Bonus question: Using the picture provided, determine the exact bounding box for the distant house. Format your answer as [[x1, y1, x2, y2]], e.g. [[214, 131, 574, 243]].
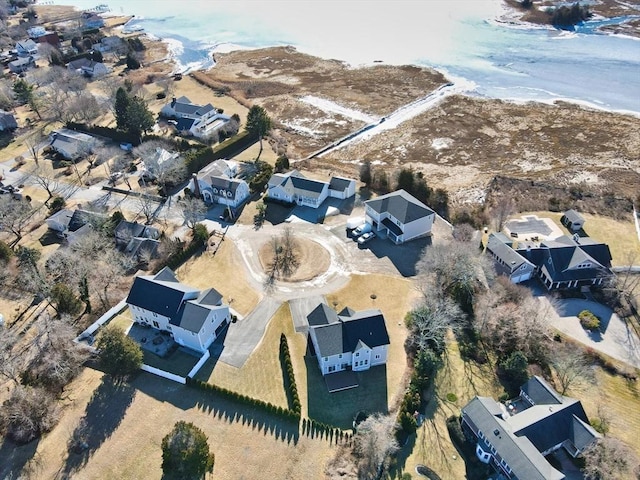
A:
[[45, 208, 106, 244], [49, 129, 97, 160], [486, 233, 535, 284], [126, 267, 231, 353], [8, 56, 35, 74], [519, 235, 613, 290], [67, 58, 109, 78], [114, 220, 160, 260], [15, 39, 38, 56], [560, 210, 585, 232], [308, 303, 390, 376], [161, 96, 231, 139], [82, 13, 105, 29], [27, 26, 47, 38], [93, 35, 124, 53], [266, 170, 356, 208], [35, 32, 61, 48], [364, 189, 435, 244], [0, 111, 18, 131], [140, 148, 182, 181], [461, 376, 600, 480]]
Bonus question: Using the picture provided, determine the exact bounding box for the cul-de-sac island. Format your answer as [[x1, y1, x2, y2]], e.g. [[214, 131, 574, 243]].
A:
[[0, 1, 639, 479]]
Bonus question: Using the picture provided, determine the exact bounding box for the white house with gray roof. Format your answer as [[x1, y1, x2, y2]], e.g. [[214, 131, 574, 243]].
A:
[[308, 303, 390, 376], [49, 129, 98, 160], [161, 96, 230, 139], [364, 189, 435, 244], [188, 159, 249, 208], [266, 170, 356, 208], [126, 267, 230, 353], [461, 376, 599, 480]]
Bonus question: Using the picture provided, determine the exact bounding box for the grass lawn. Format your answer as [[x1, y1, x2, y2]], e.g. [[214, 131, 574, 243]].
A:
[[142, 349, 200, 378], [521, 210, 640, 266], [195, 303, 291, 408], [396, 338, 504, 480], [107, 309, 133, 332], [177, 240, 261, 316]]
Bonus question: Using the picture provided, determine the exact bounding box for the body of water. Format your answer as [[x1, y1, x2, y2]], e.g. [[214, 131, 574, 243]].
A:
[[50, 0, 640, 114]]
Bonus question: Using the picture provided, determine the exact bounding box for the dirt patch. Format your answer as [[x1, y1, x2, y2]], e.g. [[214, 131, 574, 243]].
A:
[[258, 236, 331, 282]]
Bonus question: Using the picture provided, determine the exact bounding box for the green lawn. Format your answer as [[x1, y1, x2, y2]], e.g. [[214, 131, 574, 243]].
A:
[[107, 310, 133, 332]]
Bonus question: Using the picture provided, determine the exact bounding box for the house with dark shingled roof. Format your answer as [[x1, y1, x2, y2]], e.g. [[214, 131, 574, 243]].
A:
[[364, 189, 436, 244], [307, 303, 390, 376], [266, 170, 356, 208], [461, 376, 600, 480], [126, 267, 230, 353]]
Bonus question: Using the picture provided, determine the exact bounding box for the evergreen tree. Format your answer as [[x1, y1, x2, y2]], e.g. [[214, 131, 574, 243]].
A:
[[114, 87, 130, 130], [359, 161, 372, 187], [245, 105, 272, 160], [125, 96, 154, 142], [95, 326, 143, 377], [13, 78, 33, 105], [396, 168, 415, 194], [162, 421, 215, 479]]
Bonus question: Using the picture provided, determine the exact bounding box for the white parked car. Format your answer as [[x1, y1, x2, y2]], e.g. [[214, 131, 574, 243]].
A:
[[346, 216, 365, 231], [357, 231, 376, 245], [352, 222, 372, 238]]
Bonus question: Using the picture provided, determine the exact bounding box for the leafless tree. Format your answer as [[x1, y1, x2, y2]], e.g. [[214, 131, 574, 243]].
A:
[[29, 164, 66, 206], [405, 295, 463, 355], [65, 92, 103, 124], [0, 325, 23, 385], [0, 196, 34, 247], [279, 226, 299, 276], [0, 77, 14, 110], [134, 141, 187, 195], [452, 223, 476, 243], [352, 413, 399, 479], [137, 195, 160, 225], [0, 385, 60, 444], [490, 197, 515, 232], [24, 130, 45, 166], [551, 346, 594, 395], [582, 437, 640, 480], [180, 196, 207, 231]]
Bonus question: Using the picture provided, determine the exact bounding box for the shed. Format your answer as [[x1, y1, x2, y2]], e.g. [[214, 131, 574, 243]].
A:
[[561, 210, 585, 232]]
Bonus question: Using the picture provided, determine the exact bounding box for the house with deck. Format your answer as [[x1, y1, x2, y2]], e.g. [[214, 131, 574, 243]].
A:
[[308, 303, 390, 376], [126, 267, 230, 353], [15, 39, 38, 56], [45, 208, 106, 244], [8, 56, 35, 73], [161, 96, 230, 139], [461, 376, 599, 480], [266, 170, 356, 208], [364, 189, 435, 244], [188, 159, 249, 209]]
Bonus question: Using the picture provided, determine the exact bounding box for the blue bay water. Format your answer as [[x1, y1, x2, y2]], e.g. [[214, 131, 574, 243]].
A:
[[51, 0, 640, 113]]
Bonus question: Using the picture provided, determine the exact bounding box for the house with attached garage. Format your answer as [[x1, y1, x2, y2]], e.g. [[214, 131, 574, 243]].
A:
[[161, 96, 230, 140], [461, 376, 599, 480], [307, 303, 390, 376], [67, 58, 109, 78], [126, 267, 230, 353], [266, 170, 356, 208], [0, 111, 18, 131], [364, 189, 435, 244], [486, 233, 535, 284], [49, 129, 98, 160], [187, 159, 249, 209], [8, 56, 35, 74]]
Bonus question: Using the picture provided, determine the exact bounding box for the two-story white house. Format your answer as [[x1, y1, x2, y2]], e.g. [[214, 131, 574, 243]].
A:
[[307, 303, 390, 376], [126, 267, 231, 353], [15, 39, 38, 56], [161, 96, 231, 140], [188, 159, 249, 209], [267, 170, 356, 208], [364, 189, 435, 244]]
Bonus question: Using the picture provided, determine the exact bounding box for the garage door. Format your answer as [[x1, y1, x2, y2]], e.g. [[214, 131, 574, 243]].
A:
[[512, 272, 532, 284]]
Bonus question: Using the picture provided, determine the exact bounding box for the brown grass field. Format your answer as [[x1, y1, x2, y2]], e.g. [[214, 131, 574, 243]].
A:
[[177, 240, 261, 316], [257, 236, 331, 282]]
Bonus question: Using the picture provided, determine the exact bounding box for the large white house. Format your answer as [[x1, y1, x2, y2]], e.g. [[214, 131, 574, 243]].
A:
[[308, 303, 390, 376], [126, 267, 230, 353], [188, 160, 249, 209], [266, 170, 356, 208], [161, 96, 231, 139], [364, 189, 435, 244]]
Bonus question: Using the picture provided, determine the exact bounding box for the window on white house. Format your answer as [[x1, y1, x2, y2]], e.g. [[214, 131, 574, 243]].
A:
[[365, 359, 368, 365], [324, 357, 328, 362], [355, 352, 359, 357], [153, 312, 157, 317], [153, 321, 159, 328], [375, 354, 380, 359], [338, 354, 342, 359]]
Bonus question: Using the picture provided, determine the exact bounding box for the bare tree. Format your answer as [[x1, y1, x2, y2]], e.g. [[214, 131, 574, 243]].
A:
[[134, 141, 187, 195], [280, 226, 299, 276], [0, 77, 14, 110], [405, 295, 463, 355], [137, 195, 160, 225], [452, 223, 476, 243], [490, 197, 515, 232], [352, 413, 399, 479], [0, 197, 34, 247], [551, 346, 594, 395], [582, 437, 640, 480], [0, 385, 60, 444], [0, 325, 23, 385], [180, 196, 207, 231], [29, 164, 70, 206]]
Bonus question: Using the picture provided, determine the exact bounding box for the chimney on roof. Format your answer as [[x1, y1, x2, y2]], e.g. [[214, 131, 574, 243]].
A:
[[573, 233, 580, 244], [171, 97, 176, 108]]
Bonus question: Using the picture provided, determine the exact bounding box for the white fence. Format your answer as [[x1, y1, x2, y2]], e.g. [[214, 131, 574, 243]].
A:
[[74, 298, 128, 343], [140, 364, 186, 384], [187, 350, 211, 379]]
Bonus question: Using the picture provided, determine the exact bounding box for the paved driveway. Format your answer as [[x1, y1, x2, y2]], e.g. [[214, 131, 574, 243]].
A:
[[289, 295, 326, 334], [216, 297, 282, 368], [540, 297, 640, 368]]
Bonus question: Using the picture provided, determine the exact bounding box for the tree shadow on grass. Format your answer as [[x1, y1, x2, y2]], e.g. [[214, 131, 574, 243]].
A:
[[0, 437, 40, 480], [133, 373, 300, 445], [61, 376, 136, 477]]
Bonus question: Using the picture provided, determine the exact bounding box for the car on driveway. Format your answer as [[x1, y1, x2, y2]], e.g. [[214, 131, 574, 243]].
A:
[[357, 231, 376, 245], [352, 222, 372, 238]]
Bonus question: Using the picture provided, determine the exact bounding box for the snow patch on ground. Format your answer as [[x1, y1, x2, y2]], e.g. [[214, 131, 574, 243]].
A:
[[431, 138, 453, 150], [300, 95, 378, 123], [568, 171, 601, 185], [281, 121, 321, 137]]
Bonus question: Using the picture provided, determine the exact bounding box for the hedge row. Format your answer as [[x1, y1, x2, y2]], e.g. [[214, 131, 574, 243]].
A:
[[301, 418, 351, 443], [65, 122, 139, 145], [185, 131, 255, 174], [279, 334, 301, 415], [186, 377, 300, 423]]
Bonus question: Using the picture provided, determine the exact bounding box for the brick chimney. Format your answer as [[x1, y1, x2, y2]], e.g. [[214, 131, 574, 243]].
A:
[[191, 173, 201, 199]]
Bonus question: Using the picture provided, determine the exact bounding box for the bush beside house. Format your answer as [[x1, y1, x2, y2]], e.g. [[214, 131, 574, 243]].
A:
[[578, 310, 600, 331]]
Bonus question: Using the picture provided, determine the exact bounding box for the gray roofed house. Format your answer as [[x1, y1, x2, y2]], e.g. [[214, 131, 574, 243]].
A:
[[461, 376, 600, 480], [486, 233, 535, 284], [266, 170, 356, 209], [45, 208, 106, 243], [67, 58, 109, 77], [16, 39, 38, 56], [364, 189, 436, 244], [561, 210, 585, 232], [160, 96, 231, 139], [126, 267, 230, 353], [308, 304, 390, 378], [0, 111, 18, 131], [8, 55, 35, 73], [115, 219, 161, 261], [49, 129, 97, 160]]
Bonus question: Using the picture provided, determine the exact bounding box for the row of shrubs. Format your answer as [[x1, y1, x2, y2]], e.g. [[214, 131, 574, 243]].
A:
[[185, 377, 301, 423], [65, 122, 139, 146], [184, 131, 255, 174], [153, 226, 210, 273], [301, 418, 351, 443], [279, 334, 302, 415]]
